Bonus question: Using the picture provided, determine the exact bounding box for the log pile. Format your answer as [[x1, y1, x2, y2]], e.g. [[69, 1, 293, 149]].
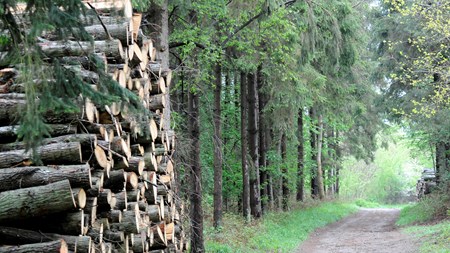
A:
[[0, 1, 185, 252]]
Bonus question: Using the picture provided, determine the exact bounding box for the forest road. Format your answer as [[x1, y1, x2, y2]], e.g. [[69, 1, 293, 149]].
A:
[[296, 208, 418, 253]]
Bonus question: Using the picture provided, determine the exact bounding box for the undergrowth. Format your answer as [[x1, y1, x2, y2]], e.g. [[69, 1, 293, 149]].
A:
[[204, 201, 358, 252], [397, 193, 449, 226]]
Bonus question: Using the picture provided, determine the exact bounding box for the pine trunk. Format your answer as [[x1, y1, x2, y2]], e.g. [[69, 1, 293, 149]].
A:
[[309, 107, 319, 198], [297, 109, 305, 201], [213, 62, 223, 228], [240, 72, 250, 221], [188, 90, 204, 252], [316, 114, 325, 199], [258, 69, 268, 214], [247, 72, 261, 218], [281, 133, 289, 210]]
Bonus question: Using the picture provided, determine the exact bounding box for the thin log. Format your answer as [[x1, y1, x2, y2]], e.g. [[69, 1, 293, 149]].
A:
[[73, 188, 87, 209]]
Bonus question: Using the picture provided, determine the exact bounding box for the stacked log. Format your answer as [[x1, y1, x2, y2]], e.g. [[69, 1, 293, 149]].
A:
[[0, 1, 185, 252]]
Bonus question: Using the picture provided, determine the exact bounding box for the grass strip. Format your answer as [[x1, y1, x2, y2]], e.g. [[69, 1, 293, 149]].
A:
[[205, 201, 358, 252]]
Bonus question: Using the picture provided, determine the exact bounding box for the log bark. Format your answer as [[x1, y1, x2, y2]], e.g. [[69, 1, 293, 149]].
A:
[[147, 94, 166, 111], [103, 169, 126, 192], [38, 40, 124, 61], [82, 0, 133, 18], [0, 133, 96, 154], [0, 164, 91, 191], [0, 239, 68, 253], [110, 209, 139, 234], [0, 124, 77, 144], [0, 179, 75, 222], [0, 142, 82, 168], [0, 226, 91, 252]]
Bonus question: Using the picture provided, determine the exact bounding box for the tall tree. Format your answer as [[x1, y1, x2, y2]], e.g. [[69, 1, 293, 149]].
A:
[[188, 90, 204, 252], [213, 62, 223, 228], [240, 71, 251, 221], [247, 72, 262, 218], [297, 109, 305, 201], [316, 114, 326, 199]]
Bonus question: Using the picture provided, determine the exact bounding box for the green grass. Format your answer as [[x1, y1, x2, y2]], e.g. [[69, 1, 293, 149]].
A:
[[354, 199, 381, 208], [205, 201, 358, 252], [396, 193, 450, 253], [404, 221, 450, 253]]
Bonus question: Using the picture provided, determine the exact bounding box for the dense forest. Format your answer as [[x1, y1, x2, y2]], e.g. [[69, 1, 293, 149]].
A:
[[0, 0, 449, 252]]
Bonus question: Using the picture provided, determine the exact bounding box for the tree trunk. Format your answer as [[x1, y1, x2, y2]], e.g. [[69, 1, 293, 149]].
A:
[[309, 108, 318, 198], [281, 133, 289, 210], [247, 71, 261, 218], [188, 90, 204, 252], [258, 68, 268, 214], [297, 109, 305, 201], [0, 179, 75, 222], [145, 0, 169, 71], [213, 62, 223, 229], [316, 114, 325, 200], [240, 72, 250, 221], [335, 131, 342, 195]]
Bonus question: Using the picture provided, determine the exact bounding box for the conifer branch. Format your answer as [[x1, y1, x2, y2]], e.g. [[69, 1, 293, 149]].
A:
[[220, 0, 297, 48]]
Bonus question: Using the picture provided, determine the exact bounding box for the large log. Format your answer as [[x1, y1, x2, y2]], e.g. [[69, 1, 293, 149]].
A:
[[147, 94, 166, 111], [38, 40, 124, 61], [110, 209, 139, 234], [0, 124, 77, 144], [0, 133, 96, 153], [0, 226, 91, 253], [0, 239, 68, 253], [0, 164, 92, 191], [0, 98, 24, 126], [0, 142, 82, 168], [0, 179, 75, 222], [82, 0, 133, 18]]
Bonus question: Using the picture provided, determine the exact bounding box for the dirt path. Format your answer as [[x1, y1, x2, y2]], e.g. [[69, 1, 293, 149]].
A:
[[297, 208, 418, 253]]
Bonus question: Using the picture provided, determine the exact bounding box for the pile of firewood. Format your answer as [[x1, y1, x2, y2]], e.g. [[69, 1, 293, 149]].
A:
[[0, 1, 185, 252]]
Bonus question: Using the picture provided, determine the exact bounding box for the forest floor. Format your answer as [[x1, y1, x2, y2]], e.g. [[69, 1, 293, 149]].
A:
[[296, 208, 419, 253]]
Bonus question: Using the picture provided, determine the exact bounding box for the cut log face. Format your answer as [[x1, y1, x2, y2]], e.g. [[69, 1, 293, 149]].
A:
[[0, 179, 75, 222]]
